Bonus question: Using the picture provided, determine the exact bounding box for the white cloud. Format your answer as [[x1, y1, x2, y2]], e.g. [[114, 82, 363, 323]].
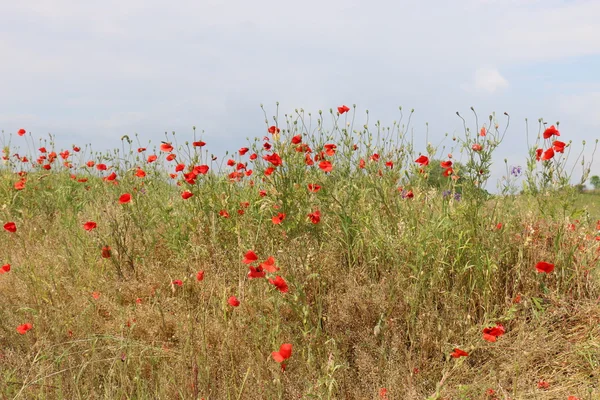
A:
[[473, 68, 509, 93]]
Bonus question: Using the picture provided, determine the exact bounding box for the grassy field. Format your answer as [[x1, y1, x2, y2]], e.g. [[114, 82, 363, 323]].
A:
[[1, 109, 599, 399]]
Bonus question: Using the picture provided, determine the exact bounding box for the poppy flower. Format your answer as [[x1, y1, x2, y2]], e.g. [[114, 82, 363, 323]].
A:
[[83, 221, 97, 231], [308, 210, 321, 224], [440, 160, 452, 168], [160, 142, 174, 152], [265, 167, 275, 176], [219, 210, 230, 218], [263, 153, 283, 167], [166, 153, 176, 161], [17, 128, 26, 136], [181, 191, 194, 200], [319, 161, 333, 172], [172, 280, 183, 287], [414, 155, 429, 166], [248, 265, 266, 279], [272, 213, 286, 225], [308, 183, 321, 193], [137, 147, 146, 153], [260, 256, 279, 272], [147, 155, 157, 163], [239, 147, 249, 155], [385, 161, 394, 169], [269, 275, 289, 293], [291, 135, 302, 144], [96, 163, 107, 171], [103, 172, 117, 182], [0, 263, 10, 274], [135, 168, 146, 178], [482, 324, 505, 342], [537, 380, 549, 389], [370, 153, 380, 162], [101, 246, 111, 258], [16, 323, 32, 334], [196, 270, 204, 281], [3, 222, 17, 233], [196, 165, 209, 175], [535, 148, 543, 161], [192, 141, 206, 147], [119, 193, 131, 204], [552, 140, 566, 153], [324, 144, 337, 156], [543, 125, 560, 139], [472, 143, 483, 152], [272, 343, 292, 363], [228, 295, 240, 307], [359, 159, 365, 169], [443, 167, 453, 177], [268, 126, 280, 134], [450, 348, 469, 358], [243, 250, 259, 264], [337, 105, 350, 114], [535, 261, 555, 274], [92, 291, 101, 300], [227, 159, 235, 167], [480, 126, 486, 137], [541, 148, 554, 161]]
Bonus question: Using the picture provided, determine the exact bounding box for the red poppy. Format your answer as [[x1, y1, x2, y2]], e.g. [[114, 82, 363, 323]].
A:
[[537, 380, 549, 389], [414, 155, 429, 166], [269, 275, 289, 293], [147, 155, 157, 163], [263, 153, 283, 167], [324, 144, 337, 156], [160, 142, 174, 152], [243, 250, 259, 264], [319, 161, 333, 172], [247, 265, 266, 279], [359, 158, 365, 169], [308, 210, 321, 224], [166, 154, 176, 161], [543, 125, 560, 139], [101, 246, 111, 258], [137, 147, 146, 152], [228, 295, 240, 307], [181, 191, 194, 199], [239, 147, 249, 155], [482, 324, 505, 342], [370, 153, 380, 162], [450, 348, 469, 358], [472, 143, 483, 152], [219, 210, 230, 218], [96, 163, 107, 171], [272, 343, 292, 363], [535, 148, 543, 161], [103, 172, 117, 182], [119, 193, 131, 204], [17, 128, 26, 136], [552, 140, 566, 153], [16, 323, 33, 334], [73, 146, 80, 152], [272, 213, 286, 225], [440, 160, 452, 168], [385, 161, 393, 169], [480, 126, 486, 137], [265, 167, 275, 176], [171, 279, 183, 287], [92, 291, 101, 300], [227, 159, 235, 167], [291, 135, 302, 144], [3, 222, 16, 233], [135, 168, 146, 178], [195, 165, 209, 175], [443, 167, 453, 177], [0, 263, 10, 274], [541, 148, 554, 161], [268, 126, 280, 134], [308, 183, 321, 193], [249, 153, 258, 160], [260, 256, 279, 272], [337, 105, 350, 114], [535, 261, 554, 274], [83, 221, 97, 231], [192, 141, 206, 147], [196, 270, 204, 281]]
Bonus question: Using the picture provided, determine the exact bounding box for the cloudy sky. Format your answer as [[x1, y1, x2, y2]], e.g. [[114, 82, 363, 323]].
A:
[[1, 0, 599, 187]]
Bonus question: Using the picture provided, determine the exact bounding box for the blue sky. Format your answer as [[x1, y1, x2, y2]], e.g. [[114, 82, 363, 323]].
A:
[[1, 0, 599, 187]]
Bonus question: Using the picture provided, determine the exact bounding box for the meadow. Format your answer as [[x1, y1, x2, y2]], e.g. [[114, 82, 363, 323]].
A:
[[1, 105, 599, 399]]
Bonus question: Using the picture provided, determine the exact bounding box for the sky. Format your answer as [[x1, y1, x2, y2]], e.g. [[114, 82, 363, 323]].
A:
[[1, 0, 599, 188]]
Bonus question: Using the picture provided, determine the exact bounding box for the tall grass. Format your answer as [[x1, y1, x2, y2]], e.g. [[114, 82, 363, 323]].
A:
[[1, 106, 599, 399]]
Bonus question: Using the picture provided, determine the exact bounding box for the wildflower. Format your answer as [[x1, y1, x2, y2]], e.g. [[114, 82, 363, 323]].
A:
[[147, 155, 157, 163], [324, 144, 337, 156], [96, 163, 107, 171], [181, 191, 194, 200], [119, 193, 131, 204], [535, 148, 543, 161], [219, 210, 230, 218], [248, 265, 266, 279], [16, 323, 33, 334], [535, 261, 554, 274], [537, 380, 549, 389], [291, 135, 302, 144], [482, 324, 505, 342], [450, 348, 469, 358], [272, 343, 292, 363], [414, 155, 429, 166], [308, 183, 321, 192], [0, 264, 10, 274], [541, 148, 554, 161], [228, 295, 240, 307], [268, 126, 280, 134], [440, 160, 452, 168], [319, 161, 333, 172], [308, 210, 321, 224], [543, 125, 560, 139], [269, 275, 289, 293], [480, 126, 486, 137], [260, 256, 279, 272], [239, 147, 249, 155], [83, 221, 97, 231], [272, 213, 286, 225], [337, 105, 350, 114], [3, 222, 17, 233], [172, 280, 183, 287], [192, 141, 206, 147], [101, 246, 111, 258], [196, 270, 204, 281], [472, 143, 483, 152], [92, 292, 101, 300], [243, 250, 259, 264], [552, 140, 566, 153], [135, 168, 146, 178], [17, 128, 26, 136]]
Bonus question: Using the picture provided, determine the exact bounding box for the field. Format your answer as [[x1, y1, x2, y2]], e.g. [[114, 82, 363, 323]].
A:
[[1, 108, 599, 399]]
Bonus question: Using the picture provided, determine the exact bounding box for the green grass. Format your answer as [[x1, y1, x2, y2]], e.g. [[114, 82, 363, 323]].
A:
[[1, 109, 599, 399]]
